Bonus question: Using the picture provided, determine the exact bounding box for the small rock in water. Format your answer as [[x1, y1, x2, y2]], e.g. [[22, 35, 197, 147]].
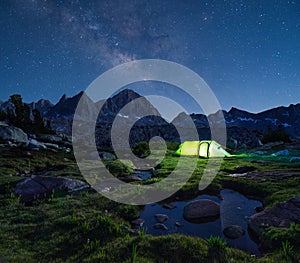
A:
[[154, 223, 168, 230], [163, 203, 177, 210], [155, 214, 168, 223], [223, 225, 245, 239], [175, 222, 183, 227]]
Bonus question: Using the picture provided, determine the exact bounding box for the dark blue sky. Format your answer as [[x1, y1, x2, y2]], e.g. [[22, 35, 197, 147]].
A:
[[1, 0, 299, 113]]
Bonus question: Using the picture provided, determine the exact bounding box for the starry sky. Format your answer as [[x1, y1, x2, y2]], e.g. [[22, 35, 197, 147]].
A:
[[1, 0, 300, 113]]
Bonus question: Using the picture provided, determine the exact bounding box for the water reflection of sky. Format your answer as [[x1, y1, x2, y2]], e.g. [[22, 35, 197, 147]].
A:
[[140, 189, 262, 255]]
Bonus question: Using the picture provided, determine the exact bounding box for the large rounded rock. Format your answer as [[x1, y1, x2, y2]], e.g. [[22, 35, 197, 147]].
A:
[[40, 134, 63, 143], [223, 225, 245, 239], [89, 151, 116, 161], [28, 139, 46, 149], [183, 199, 220, 223], [249, 196, 300, 236], [14, 175, 88, 203], [0, 122, 28, 145]]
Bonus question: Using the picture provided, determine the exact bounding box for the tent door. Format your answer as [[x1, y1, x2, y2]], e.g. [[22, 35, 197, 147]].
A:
[[199, 142, 210, 158]]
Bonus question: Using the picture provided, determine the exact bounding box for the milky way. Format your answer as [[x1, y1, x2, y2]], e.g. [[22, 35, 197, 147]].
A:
[[0, 0, 299, 113]]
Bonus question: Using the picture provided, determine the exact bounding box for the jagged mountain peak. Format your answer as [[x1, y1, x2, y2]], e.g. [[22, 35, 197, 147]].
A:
[[58, 94, 68, 103], [228, 107, 253, 116], [29, 99, 54, 115], [46, 91, 90, 118], [112, 89, 141, 99]]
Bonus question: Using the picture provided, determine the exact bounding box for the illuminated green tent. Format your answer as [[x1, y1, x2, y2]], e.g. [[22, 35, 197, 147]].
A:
[[174, 140, 231, 158]]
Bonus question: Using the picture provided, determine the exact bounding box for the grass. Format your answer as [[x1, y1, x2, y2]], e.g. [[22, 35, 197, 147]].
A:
[[207, 236, 227, 263], [1, 145, 300, 261]]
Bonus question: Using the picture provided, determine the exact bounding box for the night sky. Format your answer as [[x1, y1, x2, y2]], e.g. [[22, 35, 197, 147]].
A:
[[1, 0, 299, 113]]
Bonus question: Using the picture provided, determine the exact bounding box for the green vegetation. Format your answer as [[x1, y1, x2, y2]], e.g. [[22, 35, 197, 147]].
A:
[[207, 236, 227, 263], [1, 144, 300, 261], [133, 141, 150, 157], [281, 240, 294, 260]]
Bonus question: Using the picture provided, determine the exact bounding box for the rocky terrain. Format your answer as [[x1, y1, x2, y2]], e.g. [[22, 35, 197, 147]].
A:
[[1, 89, 299, 149]]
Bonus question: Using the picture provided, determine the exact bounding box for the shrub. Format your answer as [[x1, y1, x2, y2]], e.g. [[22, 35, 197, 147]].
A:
[[166, 141, 180, 151], [133, 141, 150, 157], [105, 160, 133, 177]]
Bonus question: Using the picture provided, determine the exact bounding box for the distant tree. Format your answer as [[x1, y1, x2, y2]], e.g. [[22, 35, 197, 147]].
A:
[[46, 120, 51, 130], [23, 103, 32, 129], [33, 108, 44, 132], [262, 124, 291, 144], [7, 94, 55, 135], [9, 94, 23, 125], [7, 108, 15, 123], [8, 94, 32, 131], [0, 111, 6, 121], [45, 120, 56, 134]]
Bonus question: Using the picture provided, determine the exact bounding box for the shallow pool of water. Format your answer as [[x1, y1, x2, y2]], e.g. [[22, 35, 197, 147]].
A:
[[139, 189, 262, 255]]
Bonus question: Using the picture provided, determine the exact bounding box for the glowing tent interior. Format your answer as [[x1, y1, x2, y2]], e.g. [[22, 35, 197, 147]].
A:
[[174, 140, 231, 158]]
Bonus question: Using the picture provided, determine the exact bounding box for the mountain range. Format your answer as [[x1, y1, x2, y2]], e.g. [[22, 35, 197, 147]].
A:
[[1, 89, 299, 148]]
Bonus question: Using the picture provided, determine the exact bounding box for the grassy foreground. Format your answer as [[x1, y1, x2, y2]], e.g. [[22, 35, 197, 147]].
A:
[[0, 145, 300, 262]]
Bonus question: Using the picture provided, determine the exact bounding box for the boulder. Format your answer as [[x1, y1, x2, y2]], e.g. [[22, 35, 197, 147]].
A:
[[154, 214, 168, 223], [248, 196, 300, 236], [183, 199, 220, 223], [99, 151, 116, 161], [290, 157, 300, 163], [40, 134, 63, 143], [255, 151, 267, 155], [261, 141, 284, 150], [154, 223, 168, 230], [14, 175, 88, 203], [89, 151, 116, 161], [223, 225, 245, 239], [272, 149, 289, 156], [0, 122, 28, 145], [44, 143, 60, 149], [28, 139, 46, 149]]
